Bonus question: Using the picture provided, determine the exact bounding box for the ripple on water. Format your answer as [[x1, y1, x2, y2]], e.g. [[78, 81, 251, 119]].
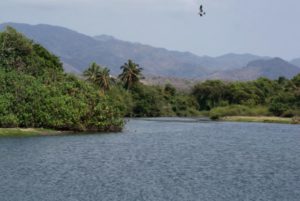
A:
[[0, 118, 299, 201]]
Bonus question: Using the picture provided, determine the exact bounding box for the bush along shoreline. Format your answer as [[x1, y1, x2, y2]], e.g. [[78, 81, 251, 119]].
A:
[[192, 77, 300, 123]]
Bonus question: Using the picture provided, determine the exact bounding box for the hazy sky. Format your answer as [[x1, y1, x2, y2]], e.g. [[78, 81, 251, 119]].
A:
[[1, 0, 299, 59]]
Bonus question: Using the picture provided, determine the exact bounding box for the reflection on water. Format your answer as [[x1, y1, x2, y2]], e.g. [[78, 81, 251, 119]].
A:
[[0, 118, 300, 201]]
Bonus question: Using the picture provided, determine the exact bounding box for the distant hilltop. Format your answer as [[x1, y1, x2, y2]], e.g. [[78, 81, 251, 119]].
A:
[[1, 22, 299, 80], [207, 58, 300, 81]]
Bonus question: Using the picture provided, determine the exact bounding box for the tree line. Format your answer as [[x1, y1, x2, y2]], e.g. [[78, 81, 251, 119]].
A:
[[83, 57, 300, 120], [192, 76, 300, 119], [0, 27, 299, 132], [83, 59, 200, 118]]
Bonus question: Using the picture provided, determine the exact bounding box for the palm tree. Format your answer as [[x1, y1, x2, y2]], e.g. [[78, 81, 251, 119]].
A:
[[118, 59, 143, 89], [97, 67, 111, 91], [84, 62, 111, 92], [83, 62, 101, 84]]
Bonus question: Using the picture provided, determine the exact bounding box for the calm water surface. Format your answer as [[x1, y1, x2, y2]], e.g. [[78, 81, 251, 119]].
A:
[[0, 118, 300, 201]]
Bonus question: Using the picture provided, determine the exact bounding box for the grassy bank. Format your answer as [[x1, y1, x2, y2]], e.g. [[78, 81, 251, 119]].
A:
[[0, 128, 63, 137], [221, 116, 299, 124], [207, 105, 300, 124]]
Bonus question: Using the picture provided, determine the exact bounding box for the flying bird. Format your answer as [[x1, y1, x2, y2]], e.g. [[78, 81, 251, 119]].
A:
[[198, 5, 206, 17]]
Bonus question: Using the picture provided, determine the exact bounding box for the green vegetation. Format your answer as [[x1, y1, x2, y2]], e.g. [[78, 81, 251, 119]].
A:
[[0, 27, 124, 132], [119, 59, 143, 90], [92, 79, 200, 118], [83, 62, 112, 92], [82, 58, 200, 118], [209, 105, 270, 120], [0, 27, 200, 136], [221, 116, 294, 124], [192, 77, 300, 122], [0, 128, 61, 137], [0, 27, 299, 135], [129, 83, 200, 117]]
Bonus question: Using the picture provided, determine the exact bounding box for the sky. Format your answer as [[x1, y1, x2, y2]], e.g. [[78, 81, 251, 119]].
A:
[[0, 0, 300, 60]]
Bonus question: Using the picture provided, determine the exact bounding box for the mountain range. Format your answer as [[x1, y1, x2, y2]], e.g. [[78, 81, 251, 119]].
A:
[[291, 58, 300, 68], [207, 58, 300, 80], [1, 22, 300, 80]]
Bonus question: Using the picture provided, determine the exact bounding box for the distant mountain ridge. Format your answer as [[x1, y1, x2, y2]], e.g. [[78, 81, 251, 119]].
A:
[[0, 23, 209, 77], [0, 22, 299, 80], [198, 53, 270, 71], [208, 58, 300, 80], [291, 58, 300, 68]]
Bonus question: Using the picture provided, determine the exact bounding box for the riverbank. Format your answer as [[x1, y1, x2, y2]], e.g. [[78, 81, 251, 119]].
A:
[[221, 116, 300, 124], [0, 128, 66, 137], [1, 116, 299, 138], [0, 127, 124, 137]]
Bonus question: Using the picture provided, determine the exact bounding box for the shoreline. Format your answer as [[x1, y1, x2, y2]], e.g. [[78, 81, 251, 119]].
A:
[[0, 127, 123, 137], [220, 116, 300, 124], [1, 116, 299, 137], [0, 128, 70, 137]]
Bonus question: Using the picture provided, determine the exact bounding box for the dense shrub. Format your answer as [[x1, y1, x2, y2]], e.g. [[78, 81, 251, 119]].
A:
[[106, 85, 134, 117], [209, 105, 270, 120], [131, 84, 168, 117], [192, 75, 300, 118], [0, 114, 19, 128], [0, 27, 123, 131]]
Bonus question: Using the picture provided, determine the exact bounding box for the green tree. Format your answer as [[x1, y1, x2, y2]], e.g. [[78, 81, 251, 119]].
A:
[[84, 62, 111, 92], [119, 59, 143, 89], [97, 67, 111, 91], [0, 26, 63, 76], [192, 80, 228, 110], [164, 83, 176, 96], [83, 62, 101, 84], [131, 84, 166, 117], [292, 73, 300, 87]]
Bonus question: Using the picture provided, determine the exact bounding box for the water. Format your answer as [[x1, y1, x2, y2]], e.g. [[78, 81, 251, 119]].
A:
[[0, 118, 300, 201]]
